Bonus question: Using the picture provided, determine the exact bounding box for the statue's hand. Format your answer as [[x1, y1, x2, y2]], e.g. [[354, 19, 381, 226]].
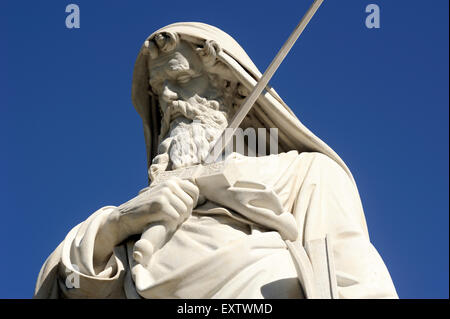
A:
[[114, 177, 199, 242]]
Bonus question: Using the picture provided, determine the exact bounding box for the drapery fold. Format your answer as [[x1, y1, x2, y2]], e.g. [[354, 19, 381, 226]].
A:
[[35, 152, 397, 299]]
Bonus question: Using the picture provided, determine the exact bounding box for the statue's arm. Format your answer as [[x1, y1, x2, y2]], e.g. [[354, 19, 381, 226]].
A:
[[294, 152, 398, 299], [34, 177, 199, 299], [34, 206, 128, 298]]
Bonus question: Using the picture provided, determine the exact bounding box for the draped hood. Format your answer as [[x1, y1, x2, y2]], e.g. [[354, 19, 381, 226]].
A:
[[131, 22, 356, 185]]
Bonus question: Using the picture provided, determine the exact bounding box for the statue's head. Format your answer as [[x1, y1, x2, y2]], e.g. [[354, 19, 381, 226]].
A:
[[132, 22, 354, 184], [142, 31, 251, 176], [145, 34, 239, 132]]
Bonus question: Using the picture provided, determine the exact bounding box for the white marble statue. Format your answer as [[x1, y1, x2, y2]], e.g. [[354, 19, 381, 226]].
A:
[[34, 22, 398, 299]]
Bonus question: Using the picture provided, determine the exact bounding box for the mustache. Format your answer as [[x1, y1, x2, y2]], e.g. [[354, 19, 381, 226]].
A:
[[159, 95, 228, 139]]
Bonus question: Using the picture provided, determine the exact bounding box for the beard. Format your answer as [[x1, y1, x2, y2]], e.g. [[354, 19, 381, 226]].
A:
[[148, 94, 230, 180], [168, 118, 223, 170]]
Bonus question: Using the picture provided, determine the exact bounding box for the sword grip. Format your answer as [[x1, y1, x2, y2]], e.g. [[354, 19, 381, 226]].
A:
[[133, 222, 168, 267]]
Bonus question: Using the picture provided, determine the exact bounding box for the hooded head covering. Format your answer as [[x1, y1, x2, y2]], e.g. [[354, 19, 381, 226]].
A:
[[132, 22, 355, 185]]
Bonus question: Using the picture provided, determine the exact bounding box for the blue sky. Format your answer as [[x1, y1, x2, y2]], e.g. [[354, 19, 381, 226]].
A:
[[1, 0, 448, 298]]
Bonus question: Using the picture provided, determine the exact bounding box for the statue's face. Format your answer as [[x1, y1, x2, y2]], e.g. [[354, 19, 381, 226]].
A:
[[147, 40, 233, 172], [148, 41, 225, 126]]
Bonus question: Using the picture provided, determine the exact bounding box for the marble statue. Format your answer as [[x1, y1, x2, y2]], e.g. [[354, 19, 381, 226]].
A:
[[34, 22, 398, 299]]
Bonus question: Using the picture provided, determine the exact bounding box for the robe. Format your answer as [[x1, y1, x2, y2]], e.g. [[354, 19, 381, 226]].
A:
[[34, 151, 398, 299]]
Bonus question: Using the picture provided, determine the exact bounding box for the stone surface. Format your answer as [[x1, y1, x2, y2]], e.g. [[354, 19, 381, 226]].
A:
[[34, 22, 398, 299]]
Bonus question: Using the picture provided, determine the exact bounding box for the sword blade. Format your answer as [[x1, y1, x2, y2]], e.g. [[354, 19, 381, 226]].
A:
[[205, 0, 324, 163]]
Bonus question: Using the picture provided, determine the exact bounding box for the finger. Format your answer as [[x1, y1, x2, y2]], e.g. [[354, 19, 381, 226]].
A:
[[165, 178, 193, 207], [167, 192, 189, 221], [177, 179, 199, 205], [166, 181, 194, 216], [153, 203, 180, 226]]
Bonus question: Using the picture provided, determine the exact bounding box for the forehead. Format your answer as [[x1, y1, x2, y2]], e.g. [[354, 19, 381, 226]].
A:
[[148, 41, 203, 79]]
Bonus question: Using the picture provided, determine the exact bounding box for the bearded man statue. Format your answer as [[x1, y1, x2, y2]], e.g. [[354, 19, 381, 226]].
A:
[[34, 22, 398, 299]]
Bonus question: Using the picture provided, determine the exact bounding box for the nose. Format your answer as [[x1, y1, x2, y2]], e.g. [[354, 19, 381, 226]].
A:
[[161, 80, 178, 103]]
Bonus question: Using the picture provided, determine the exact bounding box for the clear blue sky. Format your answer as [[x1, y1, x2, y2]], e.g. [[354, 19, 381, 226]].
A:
[[1, 0, 448, 298]]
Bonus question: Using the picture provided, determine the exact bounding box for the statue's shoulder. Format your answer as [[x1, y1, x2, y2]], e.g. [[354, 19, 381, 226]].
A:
[[295, 151, 353, 184], [297, 151, 336, 164], [264, 150, 336, 166]]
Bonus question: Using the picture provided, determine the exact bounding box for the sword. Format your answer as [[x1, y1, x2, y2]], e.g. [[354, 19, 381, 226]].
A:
[[133, 0, 325, 267]]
